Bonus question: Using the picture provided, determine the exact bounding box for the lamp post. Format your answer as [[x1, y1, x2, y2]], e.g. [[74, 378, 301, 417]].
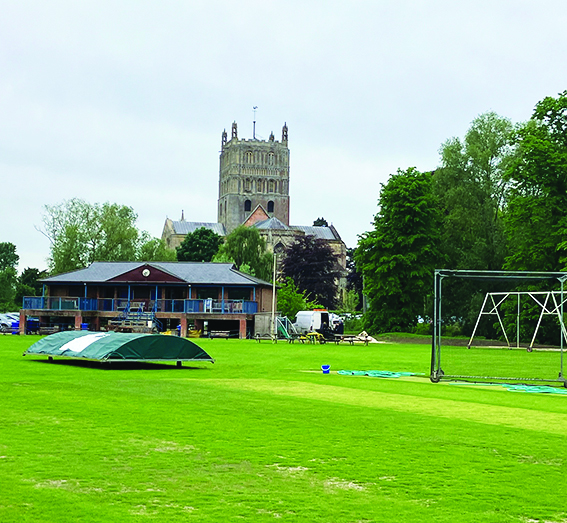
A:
[[271, 251, 277, 342]]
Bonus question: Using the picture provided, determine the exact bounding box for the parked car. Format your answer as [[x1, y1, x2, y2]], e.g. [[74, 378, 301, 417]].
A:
[[0, 313, 19, 333]]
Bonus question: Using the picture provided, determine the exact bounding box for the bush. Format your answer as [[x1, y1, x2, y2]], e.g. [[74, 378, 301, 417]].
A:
[[442, 323, 463, 338], [277, 278, 321, 321], [414, 322, 432, 336]]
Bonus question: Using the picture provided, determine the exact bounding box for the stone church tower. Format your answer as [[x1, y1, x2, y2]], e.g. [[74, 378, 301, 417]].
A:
[[218, 121, 290, 233]]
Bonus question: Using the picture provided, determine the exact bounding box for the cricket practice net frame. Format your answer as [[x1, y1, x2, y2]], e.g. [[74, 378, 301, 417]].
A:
[[430, 270, 567, 387]]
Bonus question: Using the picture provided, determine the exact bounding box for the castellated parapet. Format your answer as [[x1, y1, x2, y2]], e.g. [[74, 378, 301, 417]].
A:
[[218, 122, 290, 233]]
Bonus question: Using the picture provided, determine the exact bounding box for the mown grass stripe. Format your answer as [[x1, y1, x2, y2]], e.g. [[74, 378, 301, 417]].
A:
[[200, 378, 567, 434]]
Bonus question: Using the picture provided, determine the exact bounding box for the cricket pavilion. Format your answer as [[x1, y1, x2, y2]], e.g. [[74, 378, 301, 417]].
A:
[[20, 261, 275, 338]]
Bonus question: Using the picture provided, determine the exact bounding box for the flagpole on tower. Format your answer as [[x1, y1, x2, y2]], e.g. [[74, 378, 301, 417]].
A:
[[253, 106, 258, 139]]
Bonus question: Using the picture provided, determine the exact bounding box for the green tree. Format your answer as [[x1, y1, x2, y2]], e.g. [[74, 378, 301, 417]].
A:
[[14, 283, 34, 309], [432, 113, 515, 336], [346, 247, 363, 311], [356, 167, 441, 333], [433, 112, 514, 271], [213, 226, 273, 281], [0, 242, 19, 271], [138, 237, 177, 262], [19, 267, 49, 294], [276, 278, 321, 320], [176, 227, 223, 262], [42, 199, 145, 274], [339, 289, 360, 314], [280, 235, 342, 309], [0, 268, 17, 311], [0, 243, 18, 311], [15, 267, 49, 307], [504, 91, 567, 271]]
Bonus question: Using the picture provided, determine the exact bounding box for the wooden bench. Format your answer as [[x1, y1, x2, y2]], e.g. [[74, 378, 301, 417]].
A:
[[39, 326, 60, 335], [210, 330, 231, 339]]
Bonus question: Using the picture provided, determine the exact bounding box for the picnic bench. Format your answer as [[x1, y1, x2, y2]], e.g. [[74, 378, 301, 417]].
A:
[[254, 333, 276, 342], [333, 334, 370, 346], [286, 333, 307, 343], [305, 332, 325, 344], [303, 332, 371, 345]]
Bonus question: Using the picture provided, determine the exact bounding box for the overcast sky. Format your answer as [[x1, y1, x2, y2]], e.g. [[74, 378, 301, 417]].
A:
[[2, 0, 567, 272]]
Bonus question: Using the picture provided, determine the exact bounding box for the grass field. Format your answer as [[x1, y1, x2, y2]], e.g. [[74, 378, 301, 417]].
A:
[[439, 343, 566, 383], [2, 335, 567, 522]]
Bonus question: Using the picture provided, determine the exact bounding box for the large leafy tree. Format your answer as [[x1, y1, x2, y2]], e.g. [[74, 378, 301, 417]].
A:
[[431, 113, 515, 335], [433, 112, 513, 271], [19, 267, 48, 294], [504, 91, 567, 271], [0, 242, 19, 311], [0, 269, 18, 311], [42, 199, 170, 274], [356, 167, 441, 333], [0, 242, 19, 271], [43, 199, 141, 274], [280, 235, 342, 309], [14, 267, 49, 310], [491, 92, 567, 344], [213, 226, 273, 281], [138, 237, 177, 262], [176, 227, 223, 262]]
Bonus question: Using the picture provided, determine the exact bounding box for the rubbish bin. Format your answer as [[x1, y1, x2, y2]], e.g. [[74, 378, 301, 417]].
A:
[[11, 322, 19, 335]]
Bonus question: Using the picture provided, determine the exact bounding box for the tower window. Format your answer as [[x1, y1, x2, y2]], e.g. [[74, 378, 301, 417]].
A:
[[268, 201, 274, 213], [245, 200, 252, 212]]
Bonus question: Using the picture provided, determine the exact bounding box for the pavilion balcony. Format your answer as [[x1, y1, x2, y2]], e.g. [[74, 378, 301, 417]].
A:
[[22, 297, 258, 315]]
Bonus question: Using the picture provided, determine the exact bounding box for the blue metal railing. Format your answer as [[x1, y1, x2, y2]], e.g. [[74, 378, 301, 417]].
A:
[[23, 297, 258, 315]]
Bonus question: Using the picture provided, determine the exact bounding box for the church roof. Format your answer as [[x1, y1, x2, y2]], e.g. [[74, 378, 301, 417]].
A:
[[290, 225, 341, 241], [251, 217, 291, 230], [171, 221, 226, 236], [250, 219, 343, 241]]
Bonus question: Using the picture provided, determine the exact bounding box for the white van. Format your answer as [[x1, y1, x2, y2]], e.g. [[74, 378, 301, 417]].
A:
[[294, 310, 330, 335]]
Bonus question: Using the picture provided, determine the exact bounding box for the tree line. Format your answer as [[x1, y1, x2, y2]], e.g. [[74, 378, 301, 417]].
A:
[[356, 91, 567, 340]]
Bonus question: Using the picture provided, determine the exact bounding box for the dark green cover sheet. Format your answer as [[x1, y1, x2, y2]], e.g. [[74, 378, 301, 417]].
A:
[[24, 331, 214, 362]]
